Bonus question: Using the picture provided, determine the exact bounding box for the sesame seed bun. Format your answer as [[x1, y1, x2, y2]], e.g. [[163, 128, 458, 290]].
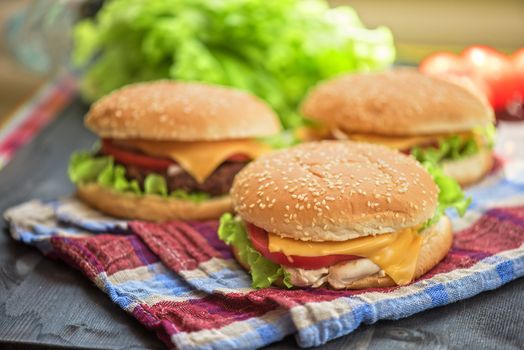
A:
[[85, 81, 281, 141], [301, 69, 494, 136], [231, 141, 439, 241], [76, 183, 231, 221], [442, 148, 493, 186], [234, 216, 452, 289]]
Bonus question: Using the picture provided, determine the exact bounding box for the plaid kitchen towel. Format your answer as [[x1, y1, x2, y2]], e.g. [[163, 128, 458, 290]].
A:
[[4, 160, 524, 350]]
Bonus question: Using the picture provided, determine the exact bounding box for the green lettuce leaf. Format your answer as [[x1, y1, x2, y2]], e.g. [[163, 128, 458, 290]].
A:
[[259, 131, 299, 150], [171, 189, 210, 203], [144, 174, 168, 196], [412, 135, 479, 164], [218, 213, 292, 289], [69, 152, 113, 184], [413, 125, 495, 228], [422, 162, 471, 229], [412, 125, 495, 165], [475, 123, 496, 149], [69, 152, 210, 202], [73, 0, 395, 128], [98, 162, 142, 194]]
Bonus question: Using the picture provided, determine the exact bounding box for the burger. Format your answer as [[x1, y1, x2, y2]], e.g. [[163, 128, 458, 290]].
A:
[[300, 69, 496, 186], [219, 141, 468, 289], [69, 81, 281, 221]]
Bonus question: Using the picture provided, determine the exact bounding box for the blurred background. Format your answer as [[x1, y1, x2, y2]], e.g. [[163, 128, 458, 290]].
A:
[[337, 0, 524, 61], [0, 0, 523, 122]]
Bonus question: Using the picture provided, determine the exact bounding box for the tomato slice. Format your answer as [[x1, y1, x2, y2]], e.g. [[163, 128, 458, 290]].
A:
[[101, 139, 174, 171], [247, 223, 358, 270], [101, 139, 252, 170]]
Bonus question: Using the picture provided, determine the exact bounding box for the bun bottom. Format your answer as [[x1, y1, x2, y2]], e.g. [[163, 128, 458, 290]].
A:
[[442, 148, 493, 187], [234, 216, 452, 289], [77, 183, 232, 221]]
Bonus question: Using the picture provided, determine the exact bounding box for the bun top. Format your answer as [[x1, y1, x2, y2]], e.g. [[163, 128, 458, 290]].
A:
[[232, 141, 439, 241], [85, 81, 281, 141], [301, 69, 494, 136]]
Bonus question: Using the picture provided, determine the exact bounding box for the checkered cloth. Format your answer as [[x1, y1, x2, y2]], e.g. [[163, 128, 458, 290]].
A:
[[5, 161, 524, 350]]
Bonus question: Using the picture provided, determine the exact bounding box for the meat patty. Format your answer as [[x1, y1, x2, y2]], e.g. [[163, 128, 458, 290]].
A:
[[124, 161, 247, 196]]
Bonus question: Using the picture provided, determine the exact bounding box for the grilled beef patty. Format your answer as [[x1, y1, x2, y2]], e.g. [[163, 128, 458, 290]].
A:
[[123, 161, 246, 196]]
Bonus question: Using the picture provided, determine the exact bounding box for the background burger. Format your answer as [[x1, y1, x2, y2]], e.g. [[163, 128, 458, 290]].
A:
[[300, 69, 496, 186], [69, 81, 281, 221], [219, 141, 469, 289]]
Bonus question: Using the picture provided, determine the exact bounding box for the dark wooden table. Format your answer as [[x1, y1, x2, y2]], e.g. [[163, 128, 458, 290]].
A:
[[1, 97, 523, 350]]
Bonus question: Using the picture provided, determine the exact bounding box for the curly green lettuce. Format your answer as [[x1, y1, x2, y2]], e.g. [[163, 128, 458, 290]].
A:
[[412, 135, 478, 164], [259, 131, 300, 150], [69, 152, 211, 203], [73, 0, 395, 129], [421, 161, 471, 229], [218, 213, 292, 289], [478, 123, 496, 149], [412, 125, 495, 165]]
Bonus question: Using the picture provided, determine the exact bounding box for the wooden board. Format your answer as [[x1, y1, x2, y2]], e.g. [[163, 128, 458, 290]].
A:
[[1, 97, 523, 349]]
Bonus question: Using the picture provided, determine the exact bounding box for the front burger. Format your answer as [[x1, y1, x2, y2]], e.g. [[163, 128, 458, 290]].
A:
[[69, 81, 281, 221], [300, 69, 496, 186], [219, 141, 467, 289]]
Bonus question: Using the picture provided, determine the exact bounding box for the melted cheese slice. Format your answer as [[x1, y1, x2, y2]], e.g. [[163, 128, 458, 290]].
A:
[[347, 133, 440, 150], [267, 228, 422, 285], [119, 139, 270, 183], [333, 129, 479, 150], [345, 131, 476, 151], [295, 125, 331, 142]]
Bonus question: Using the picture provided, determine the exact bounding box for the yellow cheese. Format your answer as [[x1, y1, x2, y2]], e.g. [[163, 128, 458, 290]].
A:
[[267, 228, 423, 285], [348, 133, 439, 150], [295, 125, 331, 142], [345, 131, 475, 150], [120, 139, 270, 183]]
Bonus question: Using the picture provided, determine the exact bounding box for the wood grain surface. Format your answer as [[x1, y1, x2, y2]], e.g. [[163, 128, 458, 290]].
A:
[[0, 97, 523, 350]]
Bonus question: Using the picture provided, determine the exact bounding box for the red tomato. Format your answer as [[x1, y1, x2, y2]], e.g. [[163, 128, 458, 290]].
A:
[[247, 223, 358, 270], [513, 48, 524, 97], [461, 46, 517, 109], [101, 139, 173, 171], [419, 52, 491, 102], [419, 52, 470, 76]]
